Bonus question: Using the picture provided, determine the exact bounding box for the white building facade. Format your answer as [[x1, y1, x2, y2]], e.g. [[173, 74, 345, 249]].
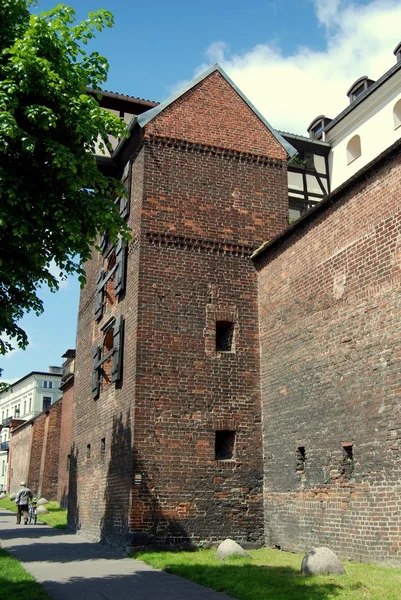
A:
[[0, 368, 62, 491], [307, 44, 401, 193]]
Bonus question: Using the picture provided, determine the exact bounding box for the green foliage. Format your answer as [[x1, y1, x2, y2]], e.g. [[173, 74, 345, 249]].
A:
[[0, 0, 129, 357], [0, 547, 50, 600], [132, 548, 401, 600]]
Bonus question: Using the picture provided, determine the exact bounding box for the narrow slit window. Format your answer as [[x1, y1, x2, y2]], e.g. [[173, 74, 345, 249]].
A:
[[86, 444, 91, 459], [215, 430, 235, 460], [100, 438, 106, 458], [216, 321, 235, 352], [296, 446, 306, 474], [341, 444, 354, 479]]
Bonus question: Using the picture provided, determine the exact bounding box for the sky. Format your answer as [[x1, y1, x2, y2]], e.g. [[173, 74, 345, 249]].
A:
[[2, 0, 401, 381]]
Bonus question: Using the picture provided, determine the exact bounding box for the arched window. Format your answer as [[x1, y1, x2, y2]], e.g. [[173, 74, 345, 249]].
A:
[[347, 135, 361, 165], [393, 99, 401, 130]]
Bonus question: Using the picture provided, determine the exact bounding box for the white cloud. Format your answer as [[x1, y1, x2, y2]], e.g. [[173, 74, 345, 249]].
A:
[[1, 333, 34, 360], [48, 260, 69, 289], [177, 1, 401, 135]]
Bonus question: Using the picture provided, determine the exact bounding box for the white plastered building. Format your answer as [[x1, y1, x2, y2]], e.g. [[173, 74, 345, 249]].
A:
[[0, 368, 63, 491]]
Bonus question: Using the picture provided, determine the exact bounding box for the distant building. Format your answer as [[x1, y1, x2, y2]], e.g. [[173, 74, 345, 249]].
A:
[[0, 368, 63, 491]]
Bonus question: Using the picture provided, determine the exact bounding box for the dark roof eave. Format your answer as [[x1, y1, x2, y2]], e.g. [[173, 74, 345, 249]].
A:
[[87, 88, 158, 107], [252, 136, 401, 262]]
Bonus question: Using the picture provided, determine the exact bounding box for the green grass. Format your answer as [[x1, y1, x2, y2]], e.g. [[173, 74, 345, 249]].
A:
[[0, 497, 67, 529], [0, 547, 50, 600], [132, 548, 401, 600]]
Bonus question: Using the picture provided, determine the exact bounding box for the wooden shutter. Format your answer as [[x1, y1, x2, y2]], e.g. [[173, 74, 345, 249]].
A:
[[119, 163, 131, 220], [92, 345, 101, 399], [99, 231, 108, 253], [111, 315, 124, 383], [94, 268, 104, 320], [114, 236, 126, 296]]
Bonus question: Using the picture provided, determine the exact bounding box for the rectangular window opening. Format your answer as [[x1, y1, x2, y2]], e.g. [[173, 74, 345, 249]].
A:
[[215, 430, 235, 460], [42, 397, 51, 412], [216, 321, 235, 352], [86, 444, 91, 459], [100, 438, 106, 457], [341, 444, 354, 479], [296, 446, 306, 473]]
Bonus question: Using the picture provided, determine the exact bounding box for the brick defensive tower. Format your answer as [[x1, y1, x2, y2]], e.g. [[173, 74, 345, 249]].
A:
[[71, 65, 294, 546]]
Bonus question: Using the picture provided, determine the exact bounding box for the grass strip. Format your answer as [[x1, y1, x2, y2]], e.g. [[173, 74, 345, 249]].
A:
[[0, 547, 50, 600], [132, 548, 401, 600], [0, 497, 67, 529]]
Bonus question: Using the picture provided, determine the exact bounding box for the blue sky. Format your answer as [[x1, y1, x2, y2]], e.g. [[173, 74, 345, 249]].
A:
[[2, 0, 401, 381]]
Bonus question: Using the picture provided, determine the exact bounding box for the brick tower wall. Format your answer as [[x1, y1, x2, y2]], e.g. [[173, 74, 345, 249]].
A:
[[71, 69, 289, 546], [255, 145, 401, 565]]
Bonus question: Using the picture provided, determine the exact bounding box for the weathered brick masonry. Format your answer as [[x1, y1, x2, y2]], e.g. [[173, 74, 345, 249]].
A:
[[254, 141, 401, 565], [58, 376, 74, 508], [72, 69, 290, 546], [9, 401, 62, 499]]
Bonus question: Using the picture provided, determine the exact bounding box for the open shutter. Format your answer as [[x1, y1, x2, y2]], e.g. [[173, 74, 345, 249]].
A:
[[92, 345, 101, 399], [112, 315, 124, 383], [95, 268, 104, 320], [114, 236, 126, 296], [119, 163, 131, 220], [100, 231, 108, 253]]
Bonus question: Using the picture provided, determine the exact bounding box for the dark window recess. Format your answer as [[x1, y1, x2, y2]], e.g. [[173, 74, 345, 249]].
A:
[[100, 438, 106, 457], [289, 198, 319, 222], [94, 236, 127, 320], [92, 315, 124, 399], [216, 321, 235, 352], [296, 446, 306, 473], [340, 445, 354, 479], [215, 430, 236, 460], [86, 444, 91, 459], [42, 397, 51, 411]]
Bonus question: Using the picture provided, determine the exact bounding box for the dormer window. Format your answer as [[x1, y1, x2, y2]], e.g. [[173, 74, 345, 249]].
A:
[[307, 115, 332, 141], [346, 76, 375, 104]]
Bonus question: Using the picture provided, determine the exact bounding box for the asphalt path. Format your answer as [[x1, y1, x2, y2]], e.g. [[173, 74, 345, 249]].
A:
[[0, 509, 235, 600]]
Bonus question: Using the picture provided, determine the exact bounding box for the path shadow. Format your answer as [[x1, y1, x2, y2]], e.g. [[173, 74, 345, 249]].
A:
[[2, 539, 126, 563]]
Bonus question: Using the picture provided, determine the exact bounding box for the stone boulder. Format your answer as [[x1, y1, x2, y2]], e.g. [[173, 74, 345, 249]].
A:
[[36, 505, 49, 515], [301, 547, 345, 576], [9, 493, 16, 501], [216, 539, 251, 561], [0, 492, 7, 499], [37, 498, 49, 505]]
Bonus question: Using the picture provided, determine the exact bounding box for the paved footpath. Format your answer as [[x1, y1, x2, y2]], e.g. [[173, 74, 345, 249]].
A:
[[0, 509, 234, 600]]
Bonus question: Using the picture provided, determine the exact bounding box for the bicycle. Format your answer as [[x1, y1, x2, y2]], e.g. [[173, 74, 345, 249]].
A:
[[28, 499, 37, 525]]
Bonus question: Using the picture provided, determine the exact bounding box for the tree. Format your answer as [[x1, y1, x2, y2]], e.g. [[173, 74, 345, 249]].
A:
[[0, 0, 129, 370]]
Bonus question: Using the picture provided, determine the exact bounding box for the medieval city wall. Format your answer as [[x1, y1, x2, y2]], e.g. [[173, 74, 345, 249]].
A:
[[256, 145, 401, 565]]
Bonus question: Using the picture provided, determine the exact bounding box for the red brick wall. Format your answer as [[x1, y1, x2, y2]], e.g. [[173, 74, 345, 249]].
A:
[[72, 71, 289, 546], [27, 415, 45, 495], [38, 400, 62, 499], [145, 70, 287, 161], [9, 423, 33, 493], [256, 147, 401, 565], [58, 379, 74, 508]]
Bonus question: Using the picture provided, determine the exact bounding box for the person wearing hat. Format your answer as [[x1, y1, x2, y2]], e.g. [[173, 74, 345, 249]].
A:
[[15, 481, 32, 525]]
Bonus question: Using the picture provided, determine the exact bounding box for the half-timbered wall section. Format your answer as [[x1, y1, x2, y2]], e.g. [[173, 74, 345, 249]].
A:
[[282, 133, 331, 221]]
